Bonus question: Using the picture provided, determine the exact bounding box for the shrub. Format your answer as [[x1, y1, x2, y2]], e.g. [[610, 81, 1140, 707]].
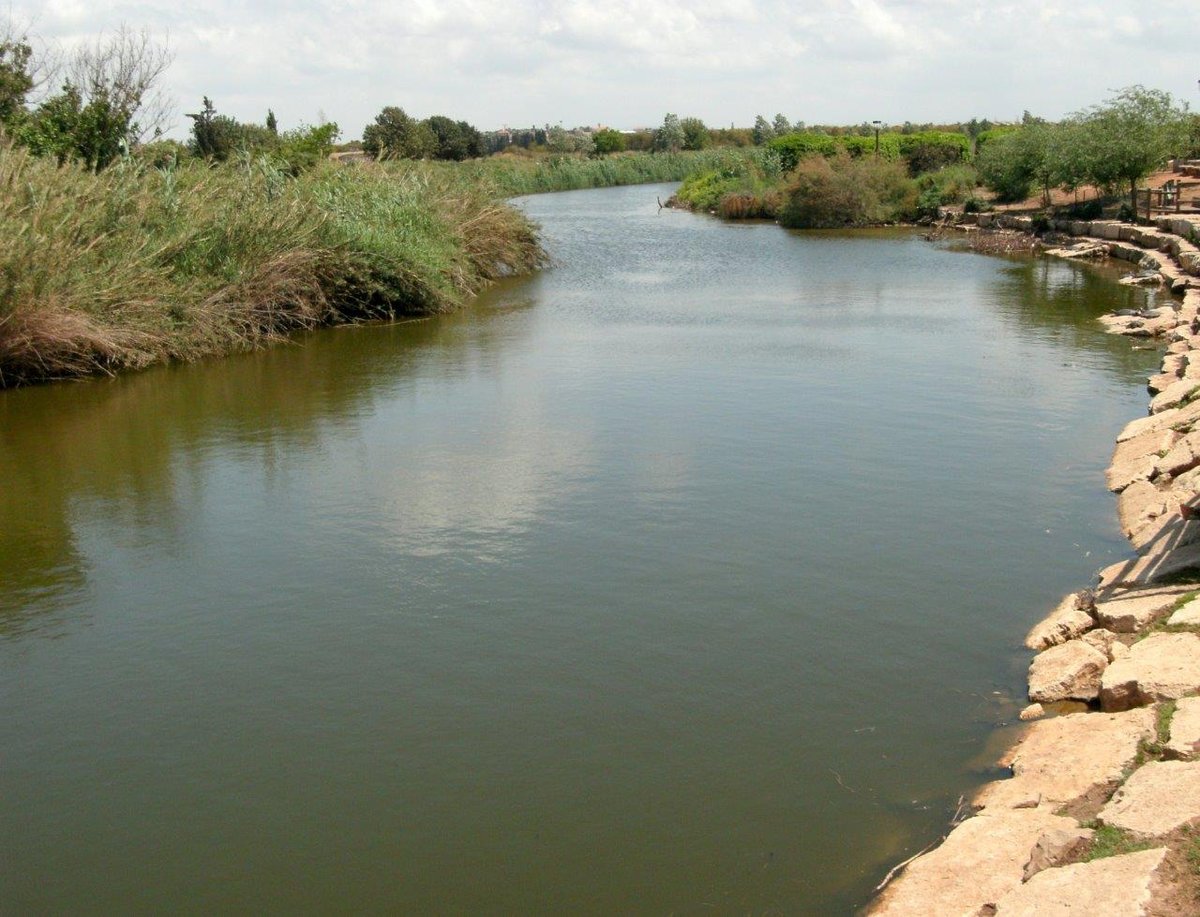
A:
[[767, 132, 837, 171], [779, 153, 918, 228]]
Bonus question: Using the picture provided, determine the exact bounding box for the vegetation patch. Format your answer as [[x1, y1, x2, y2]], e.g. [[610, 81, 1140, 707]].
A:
[[1083, 823, 1156, 861]]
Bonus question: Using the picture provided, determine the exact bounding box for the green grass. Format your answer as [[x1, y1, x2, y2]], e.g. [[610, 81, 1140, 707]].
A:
[[1083, 824, 1155, 861], [0, 149, 544, 386]]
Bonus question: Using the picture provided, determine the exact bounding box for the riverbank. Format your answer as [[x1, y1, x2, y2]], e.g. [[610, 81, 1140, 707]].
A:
[[869, 215, 1200, 915], [0, 149, 725, 388]]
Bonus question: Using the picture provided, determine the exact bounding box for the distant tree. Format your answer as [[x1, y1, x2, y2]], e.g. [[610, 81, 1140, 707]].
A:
[[15, 84, 82, 164], [654, 113, 685, 152], [752, 114, 773, 145], [592, 127, 626, 155], [266, 109, 277, 135], [66, 25, 173, 143], [362, 106, 436, 159], [680, 116, 709, 150], [772, 113, 791, 136], [0, 32, 33, 126], [427, 114, 470, 160]]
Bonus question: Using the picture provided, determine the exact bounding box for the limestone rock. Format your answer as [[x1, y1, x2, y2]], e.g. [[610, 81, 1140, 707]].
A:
[[1099, 760, 1200, 836], [1117, 411, 1178, 444], [1024, 593, 1095, 650], [1107, 428, 1178, 493], [1154, 429, 1200, 478], [1094, 584, 1199, 633], [1083, 628, 1119, 660], [1116, 480, 1171, 542], [868, 809, 1079, 917], [1019, 703, 1045, 722], [1165, 696, 1200, 759], [974, 708, 1154, 812], [1100, 632, 1200, 711], [1028, 641, 1108, 703], [1098, 543, 1200, 590], [1021, 826, 1095, 881], [1150, 379, 1200, 413], [993, 847, 1168, 916], [1168, 596, 1200, 626]]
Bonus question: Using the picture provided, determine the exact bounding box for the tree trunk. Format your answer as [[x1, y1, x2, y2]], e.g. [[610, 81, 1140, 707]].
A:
[[1131, 178, 1139, 223]]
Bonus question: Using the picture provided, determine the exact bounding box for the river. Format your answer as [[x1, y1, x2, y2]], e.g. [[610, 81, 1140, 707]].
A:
[[0, 183, 1164, 913]]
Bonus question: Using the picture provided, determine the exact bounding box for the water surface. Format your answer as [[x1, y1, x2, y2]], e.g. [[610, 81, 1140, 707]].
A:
[[1, 184, 1162, 913]]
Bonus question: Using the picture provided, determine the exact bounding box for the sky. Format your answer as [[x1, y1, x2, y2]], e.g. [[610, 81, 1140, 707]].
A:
[[14, 0, 1200, 140]]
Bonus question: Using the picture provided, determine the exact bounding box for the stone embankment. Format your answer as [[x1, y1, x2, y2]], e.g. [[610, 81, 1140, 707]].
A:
[[869, 214, 1200, 916]]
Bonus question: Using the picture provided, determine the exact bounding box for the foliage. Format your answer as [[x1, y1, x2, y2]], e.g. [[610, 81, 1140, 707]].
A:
[[1083, 824, 1154, 862], [772, 113, 792, 137], [0, 149, 543, 386], [457, 149, 730, 196], [767, 132, 837, 171], [654, 113, 685, 153], [362, 106, 436, 160], [778, 152, 918, 228], [546, 124, 593, 156], [0, 35, 33, 126], [426, 115, 483, 160], [752, 114, 774, 145], [680, 117, 709, 151], [897, 131, 970, 173], [591, 128, 626, 155], [1077, 85, 1189, 211]]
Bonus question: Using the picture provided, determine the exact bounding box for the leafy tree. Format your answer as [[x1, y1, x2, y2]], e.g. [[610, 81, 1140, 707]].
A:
[[752, 114, 774, 145], [654, 113, 685, 152], [1077, 86, 1189, 217], [592, 127, 625, 155], [14, 84, 82, 164], [426, 115, 483, 160], [772, 113, 791, 136], [276, 121, 339, 172], [266, 109, 277, 135], [680, 116, 709, 151], [362, 106, 436, 159], [0, 35, 33, 127]]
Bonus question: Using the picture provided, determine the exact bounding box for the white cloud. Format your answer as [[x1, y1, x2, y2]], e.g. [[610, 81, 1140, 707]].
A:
[[12, 0, 1200, 139]]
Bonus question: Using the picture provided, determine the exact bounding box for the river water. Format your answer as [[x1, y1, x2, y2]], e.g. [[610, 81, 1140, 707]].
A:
[[1, 184, 1164, 913]]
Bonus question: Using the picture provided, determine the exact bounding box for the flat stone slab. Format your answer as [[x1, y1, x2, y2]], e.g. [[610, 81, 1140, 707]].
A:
[[1108, 429, 1179, 493], [1155, 429, 1200, 478], [868, 809, 1079, 916], [1095, 591, 1183, 633], [993, 847, 1168, 916], [1099, 760, 1200, 836], [974, 708, 1154, 811], [1025, 593, 1095, 650], [1150, 379, 1200, 413], [1116, 480, 1171, 542], [1098, 543, 1200, 591], [1166, 696, 1200, 759], [1028, 641, 1108, 703], [1168, 597, 1200, 626], [1100, 632, 1200, 711]]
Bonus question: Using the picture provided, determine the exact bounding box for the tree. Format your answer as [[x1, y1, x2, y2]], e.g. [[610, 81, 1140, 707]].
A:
[[362, 106, 436, 159], [772, 113, 791, 136], [1077, 86, 1189, 219], [592, 128, 625, 155], [680, 117, 709, 151], [266, 109, 277, 135], [752, 114, 774, 145], [66, 25, 173, 143], [654, 113, 685, 152], [0, 34, 33, 126]]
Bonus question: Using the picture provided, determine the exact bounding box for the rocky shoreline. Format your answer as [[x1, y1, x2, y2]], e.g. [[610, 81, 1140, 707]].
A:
[[868, 214, 1200, 916]]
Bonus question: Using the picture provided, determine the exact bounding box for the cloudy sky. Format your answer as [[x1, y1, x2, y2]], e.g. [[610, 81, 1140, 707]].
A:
[[16, 0, 1200, 140]]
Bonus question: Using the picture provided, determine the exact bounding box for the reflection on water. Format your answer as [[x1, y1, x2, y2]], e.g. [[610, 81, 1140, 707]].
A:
[[0, 184, 1162, 914]]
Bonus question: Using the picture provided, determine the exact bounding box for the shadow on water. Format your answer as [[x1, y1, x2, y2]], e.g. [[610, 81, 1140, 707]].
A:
[[0, 300, 536, 638]]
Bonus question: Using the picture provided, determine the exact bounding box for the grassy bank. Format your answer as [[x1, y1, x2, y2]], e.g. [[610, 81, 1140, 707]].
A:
[[0, 150, 544, 387], [440, 149, 732, 196]]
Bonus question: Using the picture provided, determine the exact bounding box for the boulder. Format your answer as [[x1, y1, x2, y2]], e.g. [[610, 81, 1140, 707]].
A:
[[1024, 593, 1095, 650], [1083, 628, 1120, 660], [1107, 428, 1178, 493], [1154, 430, 1200, 478], [1100, 632, 1200, 711], [1150, 378, 1200, 413], [1094, 590, 1183, 633], [1116, 480, 1170, 542], [1165, 696, 1200, 759], [1028, 641, 1108, 703], [1099, 760, 1200, 836], [993, 847, 1168, 916], [868, 809, 1079, 917], [1021, 826, 1095, 881], [974, 708, 1154, 812], [1019, 703, 1045, 722]]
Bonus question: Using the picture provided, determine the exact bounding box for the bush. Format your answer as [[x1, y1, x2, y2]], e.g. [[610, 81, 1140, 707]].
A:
[[779, 153, 918, 228], [898, 131, 970, 173], [767, 132, 837, 171]]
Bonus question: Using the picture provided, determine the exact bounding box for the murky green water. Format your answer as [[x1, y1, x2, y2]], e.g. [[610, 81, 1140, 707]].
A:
[[1, 184, 1164, 914]]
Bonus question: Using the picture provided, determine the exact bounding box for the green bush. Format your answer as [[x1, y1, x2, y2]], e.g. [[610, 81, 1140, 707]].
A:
[[779, 153, 918, 228], [767, 132, 837, 171]]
